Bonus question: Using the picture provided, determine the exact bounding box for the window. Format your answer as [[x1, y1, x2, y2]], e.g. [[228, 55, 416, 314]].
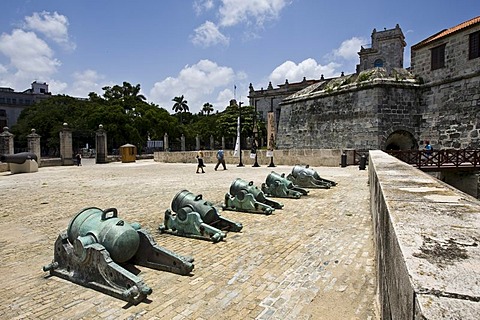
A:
[[469, 31, 480, 60], [0, 109, 6, 117], [374, 59, 384, 68], [431, 44, 446, 70]]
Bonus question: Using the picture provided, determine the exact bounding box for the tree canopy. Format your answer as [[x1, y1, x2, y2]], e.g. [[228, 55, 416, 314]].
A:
[[11, 82, 264, 155]]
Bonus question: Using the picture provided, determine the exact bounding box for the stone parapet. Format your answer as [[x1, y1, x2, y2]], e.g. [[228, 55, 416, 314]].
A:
[[154, 149, 356, 167], [369, 150, 480, 319]]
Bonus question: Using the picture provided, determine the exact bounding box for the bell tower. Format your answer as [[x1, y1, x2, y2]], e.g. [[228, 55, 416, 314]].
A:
[[356, 24, 406, 74]]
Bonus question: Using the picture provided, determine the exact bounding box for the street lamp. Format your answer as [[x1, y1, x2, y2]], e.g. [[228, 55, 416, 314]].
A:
[[237, 101, 244, 167], [252, 100, 260, 167]]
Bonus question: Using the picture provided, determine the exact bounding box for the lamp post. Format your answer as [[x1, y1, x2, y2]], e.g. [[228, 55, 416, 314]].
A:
[[252, 100, 260, 167], [237, 101, 244, 167], [268, 98, 276, 167]]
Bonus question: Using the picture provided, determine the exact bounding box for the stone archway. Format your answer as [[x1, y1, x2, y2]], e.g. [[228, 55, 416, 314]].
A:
[[384, 130, 418, 150]]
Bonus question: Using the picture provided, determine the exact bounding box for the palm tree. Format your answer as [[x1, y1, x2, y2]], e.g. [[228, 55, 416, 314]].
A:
[[172, 95, 189, 113], [202, 102, 214, 116], [123, 82, 146, 102]]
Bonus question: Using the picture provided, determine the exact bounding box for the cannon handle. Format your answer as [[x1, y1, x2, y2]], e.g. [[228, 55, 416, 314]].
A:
[[101, 208, 118, 220]]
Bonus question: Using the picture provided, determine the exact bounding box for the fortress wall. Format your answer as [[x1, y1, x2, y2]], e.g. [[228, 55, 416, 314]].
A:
[[369, 150, 480, 319], [419, 75, 480, 149], [276, 83, 418, 150], [154, 149, 356, 167]]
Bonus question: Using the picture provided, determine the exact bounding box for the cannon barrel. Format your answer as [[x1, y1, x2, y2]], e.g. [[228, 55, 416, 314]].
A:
[[265, 171, 295, 189], [0, 152, 37, 164], [171, 190, 219, 223], [67, 207, 141, 263], [229, 178, 267, 202]]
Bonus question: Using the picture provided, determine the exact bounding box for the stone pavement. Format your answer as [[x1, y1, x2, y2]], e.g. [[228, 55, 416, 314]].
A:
[[0, 158, 377, 320]]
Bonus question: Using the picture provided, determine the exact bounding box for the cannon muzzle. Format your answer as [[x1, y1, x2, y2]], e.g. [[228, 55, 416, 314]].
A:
[[0, 152, 38, 164]]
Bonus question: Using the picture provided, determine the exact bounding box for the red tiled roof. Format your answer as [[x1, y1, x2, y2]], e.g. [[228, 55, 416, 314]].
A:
[[412, 16, 480, 49]]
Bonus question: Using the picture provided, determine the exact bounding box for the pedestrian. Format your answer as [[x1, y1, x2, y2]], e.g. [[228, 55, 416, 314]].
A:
[[424, 140, 433, 156], [196, 148, 205, 173], [214, 148, 227, 171], [75, 152, 82, 166]]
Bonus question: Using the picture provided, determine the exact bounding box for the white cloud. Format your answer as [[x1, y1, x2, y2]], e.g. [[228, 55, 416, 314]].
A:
[[0, 64, 7, 74], [0, 29, 60, 76], [191, 21, 229, 47], [193, 0, 215, 15], [330, 36, 366, 61], [24, 11, 76, 50], [149, 59, 238, 113], [63, 69, 107, 97], [268, 58, 340, 85], [218, 0, 291, 27]]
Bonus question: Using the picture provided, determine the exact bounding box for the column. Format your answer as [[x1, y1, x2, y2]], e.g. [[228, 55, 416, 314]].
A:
[[95, 124, 108, 164], [181, 134, 186, 151], [27, 128, 41, 164], [59, 123, 74, 165], [164, 133, 169, 151], [0, 126, 14, 155]]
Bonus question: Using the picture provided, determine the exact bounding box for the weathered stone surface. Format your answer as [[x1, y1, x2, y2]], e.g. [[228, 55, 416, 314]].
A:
[[369, 150, 480, 319], [0, 158, 377, 319]]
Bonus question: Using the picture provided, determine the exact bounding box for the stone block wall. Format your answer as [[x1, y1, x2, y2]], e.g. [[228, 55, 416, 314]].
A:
[[154, 148, 354, 167], [418, 75, 480, 149], [369, 150, 480, 319], [411, 24, 480, 84], [277, 81, 419, 150]]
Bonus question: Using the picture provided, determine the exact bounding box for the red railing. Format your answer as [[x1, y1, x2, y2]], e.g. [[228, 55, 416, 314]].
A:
[[386, 149, 480, 170]]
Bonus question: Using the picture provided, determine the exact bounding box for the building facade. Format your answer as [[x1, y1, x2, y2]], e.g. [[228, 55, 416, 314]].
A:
[[0, 81, 51, 129], [250, 16, 480, 151]]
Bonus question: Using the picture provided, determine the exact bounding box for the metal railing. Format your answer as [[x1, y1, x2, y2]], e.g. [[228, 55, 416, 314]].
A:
[[387, 149, 480, 170]]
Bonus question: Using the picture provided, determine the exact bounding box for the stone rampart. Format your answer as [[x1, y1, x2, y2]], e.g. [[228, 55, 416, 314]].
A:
[[277, 81, 419, 150], [154, 149, 357, 167], [369, 150, 480, 319]]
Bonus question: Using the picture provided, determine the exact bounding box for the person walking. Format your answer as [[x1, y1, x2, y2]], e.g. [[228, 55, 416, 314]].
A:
[[75, 152, 82, 166], [214, 148, 227, 171], [196, 148, 205, 173]]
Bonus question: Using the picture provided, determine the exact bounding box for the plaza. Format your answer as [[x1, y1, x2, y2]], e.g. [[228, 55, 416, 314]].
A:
[[0, 159, 376, 319]]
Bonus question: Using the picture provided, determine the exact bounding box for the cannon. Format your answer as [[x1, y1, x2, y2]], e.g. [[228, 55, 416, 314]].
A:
[[1, 152, 38, 173], [261, 171, 309, 198], [43, 207, 194, 304], [286, 165, 337, 189], [223, 178, 283, 214], [0, 152, 37, 164], [159, 190, 243, 242]]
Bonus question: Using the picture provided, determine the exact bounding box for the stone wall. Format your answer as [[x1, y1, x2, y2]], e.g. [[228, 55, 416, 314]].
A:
[[154, 149, 356, 167], [410, 24, 480, 84], [369, 150, 480, 319], [418, 75, 480, 149], [276, 81, 419, 150]]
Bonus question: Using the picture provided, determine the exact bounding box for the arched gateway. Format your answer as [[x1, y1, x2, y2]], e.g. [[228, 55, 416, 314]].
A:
[[384, 130, 418, 150]]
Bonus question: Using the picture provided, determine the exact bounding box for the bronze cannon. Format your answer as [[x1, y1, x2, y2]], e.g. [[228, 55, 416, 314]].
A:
[[286, 165, 337, 189], [43, 207, 194, 304], [223, 178, 283, 214], [0, 152, 37, 164], [159, 190, 243, 242], [261, 171, 309, 198]]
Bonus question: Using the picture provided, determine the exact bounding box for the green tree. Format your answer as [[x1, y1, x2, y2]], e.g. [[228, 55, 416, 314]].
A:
[[202, 102, 214, 115], [172, 95, 189, 113]]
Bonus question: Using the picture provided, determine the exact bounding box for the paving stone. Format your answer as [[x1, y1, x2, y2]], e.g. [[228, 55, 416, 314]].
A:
[[0, 159, 377, 319]]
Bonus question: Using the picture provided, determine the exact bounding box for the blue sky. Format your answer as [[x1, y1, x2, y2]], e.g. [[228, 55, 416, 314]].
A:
[[0, 0, 478, 113]]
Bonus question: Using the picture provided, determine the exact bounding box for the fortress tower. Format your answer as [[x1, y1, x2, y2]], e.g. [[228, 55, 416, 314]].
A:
[[356, 24, 406, 74]]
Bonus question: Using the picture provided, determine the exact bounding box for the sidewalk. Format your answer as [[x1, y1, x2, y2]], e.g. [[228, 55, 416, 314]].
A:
[[0, 159, 377, 319]]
